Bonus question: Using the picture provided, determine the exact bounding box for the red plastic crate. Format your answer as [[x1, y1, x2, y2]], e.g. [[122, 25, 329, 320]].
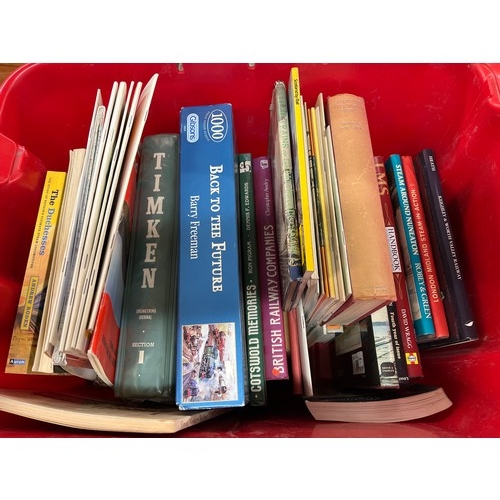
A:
[[0, 63, 499, 437]]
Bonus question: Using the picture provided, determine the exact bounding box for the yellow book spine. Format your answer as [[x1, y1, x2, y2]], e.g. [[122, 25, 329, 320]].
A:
[[309, 104, 336, 299], [6, 170, 66, 374], [288, 67, 315, 279]]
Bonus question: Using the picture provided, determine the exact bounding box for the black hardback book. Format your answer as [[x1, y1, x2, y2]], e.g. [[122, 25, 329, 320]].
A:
[[413, 149, 478, 347]]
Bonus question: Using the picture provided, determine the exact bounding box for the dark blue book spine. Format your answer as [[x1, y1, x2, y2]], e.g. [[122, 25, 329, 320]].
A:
[[413, 149, 478, 344]]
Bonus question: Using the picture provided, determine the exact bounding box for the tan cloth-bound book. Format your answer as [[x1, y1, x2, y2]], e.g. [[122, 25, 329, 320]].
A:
[[324, 93, 396, 325]]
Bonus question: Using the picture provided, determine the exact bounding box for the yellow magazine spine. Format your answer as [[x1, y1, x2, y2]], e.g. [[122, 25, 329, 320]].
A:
[[6, 170, 67, 374], [288, 67, 315, 281], [308, 105, 335, 299], [304, 104, 323, 293]]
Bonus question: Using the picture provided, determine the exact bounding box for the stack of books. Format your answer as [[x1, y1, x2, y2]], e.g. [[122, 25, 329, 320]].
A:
[[6, 65, 479, 427]]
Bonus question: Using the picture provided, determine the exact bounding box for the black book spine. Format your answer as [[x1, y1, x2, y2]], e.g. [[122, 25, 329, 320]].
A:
[[413, 149, 478, 345], [386, 303, 410, 385]]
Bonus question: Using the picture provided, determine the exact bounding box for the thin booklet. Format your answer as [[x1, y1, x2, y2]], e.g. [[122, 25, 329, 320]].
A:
[[72, 81, 138, 355], [43, 90, 106, 361], [62, 81, 126, 356], [86, 74, 159, 347], [36, 148, 87, 372], [66, 82, 130, 352]]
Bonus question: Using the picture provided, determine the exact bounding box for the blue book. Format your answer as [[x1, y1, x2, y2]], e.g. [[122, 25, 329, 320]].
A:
[[385, 154, 435, 342], [176, 103, 249, 410]]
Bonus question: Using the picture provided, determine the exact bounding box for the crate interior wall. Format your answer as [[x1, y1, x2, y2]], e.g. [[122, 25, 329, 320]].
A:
[[0, 63, 498, 437]]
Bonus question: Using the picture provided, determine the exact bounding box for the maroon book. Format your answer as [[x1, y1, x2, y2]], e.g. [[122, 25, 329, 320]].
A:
[[252, 155, 289, 381], [374, 156, 423, 380]]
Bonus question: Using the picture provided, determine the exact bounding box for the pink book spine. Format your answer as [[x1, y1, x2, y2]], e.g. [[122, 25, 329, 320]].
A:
[[252, 156, 289, 380]]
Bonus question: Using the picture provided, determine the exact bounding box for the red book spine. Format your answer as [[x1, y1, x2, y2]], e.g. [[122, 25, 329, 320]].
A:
[[375, 156, 424, 379], [401, 155, 449, 340], [286, 307, 303, 394]]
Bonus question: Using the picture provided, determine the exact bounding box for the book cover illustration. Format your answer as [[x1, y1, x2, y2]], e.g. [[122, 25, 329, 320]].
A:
[[180, 323, 239, 404], [177, 103, 248, 409], [6, 170, 66, 374], [334, 307, 400, 390], [366, 309, 400, 389]]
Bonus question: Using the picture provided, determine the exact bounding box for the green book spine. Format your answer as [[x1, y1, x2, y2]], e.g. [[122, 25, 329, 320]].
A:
[[238, 153, 267, 406], [269, 81, 302, 309], [114, 134, 180, 401]]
